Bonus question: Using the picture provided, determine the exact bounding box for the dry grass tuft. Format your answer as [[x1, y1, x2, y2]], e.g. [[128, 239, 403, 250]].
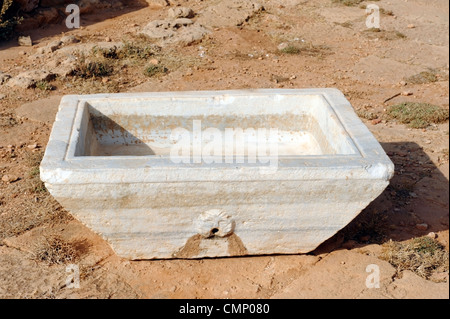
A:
[[279, 42, 332, 58], [380, 237, 449, 282], [144, 64, 168, 77], [72, 57, 114, 79], [32, 235, 80, 265], [405, 69, 443, 84], [332, 0, 366, 7], [387, 102, 449, 129]]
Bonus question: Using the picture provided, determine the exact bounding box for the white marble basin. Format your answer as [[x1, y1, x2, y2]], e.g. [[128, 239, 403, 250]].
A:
[[40, 89, 394, 259]]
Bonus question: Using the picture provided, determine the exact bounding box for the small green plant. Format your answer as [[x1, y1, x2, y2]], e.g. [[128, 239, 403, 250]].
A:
[[387, 102, 449, 129], [72, 57, 114, 78], [94, 42, 157, 60], [35, 80, 54, 91], [144, 64, 168, 77], [380, 237, 449, 282], [280, 45, 301, 55]]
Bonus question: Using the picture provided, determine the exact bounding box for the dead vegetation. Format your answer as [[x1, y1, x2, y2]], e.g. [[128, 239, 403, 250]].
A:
[[72, 57, 114, 79], [387, 102, 449, 129], [362, 28, 407, 40], [279, 42, 332, 58], [380, 237, 449, 282], [405, 69, 448, 84], [31, 235, 80, 265], [332, 0, 366, 7], [357, 109, 379, 120]]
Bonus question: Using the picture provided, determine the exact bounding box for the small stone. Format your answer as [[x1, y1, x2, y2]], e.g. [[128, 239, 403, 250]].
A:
[[427, 232, 437, 239], [407, 24, 415, 29], [416, 223, 428, 231], [19, 51, 26, 56], [149, 58, 159, 65], [0, 94, 5, 100], [401, 91, 413, 96], [289, 75, 297, 80], [27, 143, 38, 149], [0, 72, 11, 85], [105, 37, 112, 42], [18, 36, 33, 47], [61, 35, 80, 45], [399, 80, 407, 86], [371, 118, 382, 125], [2, 175, 19, 183], [168, 7, 195, 19]]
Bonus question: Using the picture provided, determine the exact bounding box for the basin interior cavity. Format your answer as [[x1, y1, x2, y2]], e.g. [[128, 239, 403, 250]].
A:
[[73, 94, 359, 158]]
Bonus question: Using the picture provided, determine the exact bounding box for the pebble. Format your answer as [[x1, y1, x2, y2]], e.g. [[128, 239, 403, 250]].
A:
[[149, 58, 159, 65], [27, 143, 38, 149], [2, 175, 19, 183], [18, 36, 33, 47], [401, 91, 413, 96], [415, 223, 429, 231], [371, 118, 382, 125], [427, 232, 437, 239], [407, 24, 415, 29]]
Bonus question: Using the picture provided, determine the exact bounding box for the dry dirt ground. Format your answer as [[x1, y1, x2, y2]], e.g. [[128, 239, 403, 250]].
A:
[[0, 0, 449, 299]]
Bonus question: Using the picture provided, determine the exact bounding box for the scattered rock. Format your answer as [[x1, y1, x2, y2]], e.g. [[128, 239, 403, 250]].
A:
[[146, 0, 170, 7], [139, 19, 210, 45], [371, 118, 382, 125], [0, 72, 11, 85], [197, 0, 264, 28], [401, 91, 413, 96], [2, 175, 19, 183], [61, 35, 80, 45], [27, 143, 39, 150], [416, 223, 429, 231], [168, 7, 195, 19], [427, 232, 438, 239], [37, 40, 63, 54], [7, 70, 55, 89], [0, 94, 6, 100], [407, 24, 416, 29], [18, 36, 33, 47], [399, 80, 407, 86]]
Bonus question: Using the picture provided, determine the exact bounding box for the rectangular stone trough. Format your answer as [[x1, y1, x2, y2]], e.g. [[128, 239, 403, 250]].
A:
[[40, 89, 394, 260]]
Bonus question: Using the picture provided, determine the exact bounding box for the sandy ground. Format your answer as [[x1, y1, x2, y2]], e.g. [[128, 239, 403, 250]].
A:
[[0, 0, 449, 299]]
